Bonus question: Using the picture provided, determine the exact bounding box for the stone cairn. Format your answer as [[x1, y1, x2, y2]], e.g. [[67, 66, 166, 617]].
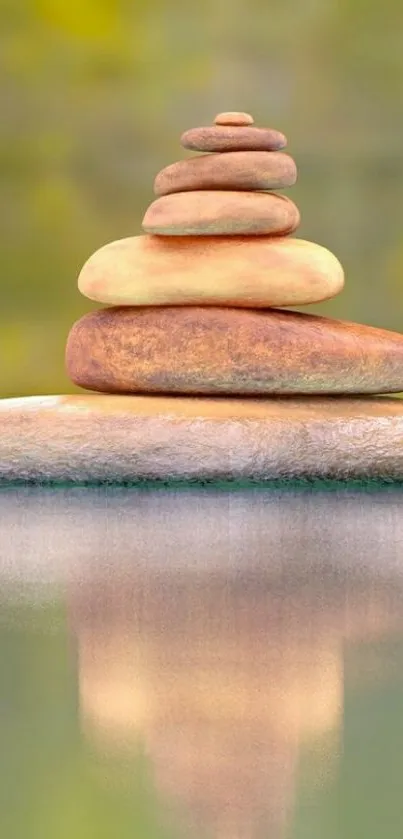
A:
[[66, 111, 403, 397]]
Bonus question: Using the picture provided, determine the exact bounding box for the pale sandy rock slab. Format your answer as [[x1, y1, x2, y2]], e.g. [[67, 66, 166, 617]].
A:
[[65, 307, 403, 396], [214, 112, 254, 125], [78, 235, 344, 308], [2, 394, 403, 482], [181, 125, 287, 152], [142, 191, 300, 236], [154, 151, 297, 196]]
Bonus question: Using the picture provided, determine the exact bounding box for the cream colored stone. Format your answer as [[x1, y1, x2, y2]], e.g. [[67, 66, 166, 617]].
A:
[[78, 235, 344, 307]]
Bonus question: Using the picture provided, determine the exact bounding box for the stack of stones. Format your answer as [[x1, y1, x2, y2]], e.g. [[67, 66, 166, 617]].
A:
[[66, 111, 403, 400], [3, 109, 403, 484]]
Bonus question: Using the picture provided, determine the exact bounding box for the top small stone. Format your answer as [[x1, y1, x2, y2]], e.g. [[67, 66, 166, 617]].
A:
[[214, 111, 254, 126]]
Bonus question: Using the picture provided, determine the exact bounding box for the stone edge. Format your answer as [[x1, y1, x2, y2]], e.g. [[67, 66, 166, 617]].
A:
[[1, 396, 403, 482]]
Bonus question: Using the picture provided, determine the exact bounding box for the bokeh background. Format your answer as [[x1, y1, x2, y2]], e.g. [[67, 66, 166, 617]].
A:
[[1, 0, 403, 397]]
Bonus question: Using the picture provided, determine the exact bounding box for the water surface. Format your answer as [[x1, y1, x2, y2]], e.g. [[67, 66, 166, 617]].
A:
[[1, 483, 403, 839]]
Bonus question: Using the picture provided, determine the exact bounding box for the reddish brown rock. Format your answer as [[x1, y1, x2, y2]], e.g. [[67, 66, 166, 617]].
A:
[[181, 125, 287, 153], [214, 111, 254, 125], [78, 235, 344, 308], [153, 151, 297, 196], [2, 393, 403, 482], [142, 191, 300, 236], [65, 307, 403, 396]]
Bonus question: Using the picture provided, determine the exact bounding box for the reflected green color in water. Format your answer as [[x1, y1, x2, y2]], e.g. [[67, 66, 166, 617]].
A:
[[0, 604, 178, 839], [292, 638, 403, 839], [1, 484, 403, 838]]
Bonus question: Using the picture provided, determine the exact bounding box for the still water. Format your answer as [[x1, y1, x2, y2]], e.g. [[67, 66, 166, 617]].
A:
[[1, 484, 403, 839]]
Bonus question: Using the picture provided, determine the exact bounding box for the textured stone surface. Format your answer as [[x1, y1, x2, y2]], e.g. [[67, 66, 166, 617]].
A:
[[153, 151, 297, 196], [214, 111, 254, 125], [181, 125, 287, 153], [142, 191, 300, 236], [2, 394, 403, 482], [78, 235, 344, 307], [65, 307, 403, 396]]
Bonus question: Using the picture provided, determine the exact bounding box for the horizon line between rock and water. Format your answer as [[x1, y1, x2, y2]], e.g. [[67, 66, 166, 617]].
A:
[[1, 477, 403, 493]]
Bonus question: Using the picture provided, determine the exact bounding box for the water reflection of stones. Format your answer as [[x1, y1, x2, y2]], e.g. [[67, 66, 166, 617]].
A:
[[73, 566, 403, 839], [2, 486, 403, 838]]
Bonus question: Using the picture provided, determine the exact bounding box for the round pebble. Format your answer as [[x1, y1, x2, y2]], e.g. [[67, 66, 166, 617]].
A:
[[214, 111, 254, 126], [154, 151, 297, 196], [77, 236, 344, 308], [181, 125, 287, 153], [142, 191, 299, 236], [66, 307, 403, 396]]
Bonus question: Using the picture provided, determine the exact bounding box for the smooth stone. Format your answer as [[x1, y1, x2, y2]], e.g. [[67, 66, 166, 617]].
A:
[[214, 111, 254, 125], [2, 394, 403, 482], [65, 307, 403, 396], [181, 125, 287, 153], [142, 191, 300, 236], [78, 236, 344, 308], [153, 151, 297, 196]]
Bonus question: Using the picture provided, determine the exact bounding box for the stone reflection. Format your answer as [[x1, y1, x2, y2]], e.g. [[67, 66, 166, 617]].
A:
[[2, 485, 403, 838], [62, 486, 403, 839]]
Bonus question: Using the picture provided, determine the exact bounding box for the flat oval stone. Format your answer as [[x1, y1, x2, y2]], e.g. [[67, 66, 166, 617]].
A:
[[142, 191, 300, 236], [78, 236, 344, 308], [154, 152, 297, 196], [65, 307, 403, 396], [214, 111, 254, 125], [181, 125, 287, 152], [2, 394, 403, 482]]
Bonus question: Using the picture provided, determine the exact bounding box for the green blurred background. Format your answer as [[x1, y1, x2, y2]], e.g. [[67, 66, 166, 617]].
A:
[[1, 0, 403, 398]]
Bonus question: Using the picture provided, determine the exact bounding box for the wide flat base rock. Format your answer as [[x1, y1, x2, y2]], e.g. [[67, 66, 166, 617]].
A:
[[1, 394, 403, 482]]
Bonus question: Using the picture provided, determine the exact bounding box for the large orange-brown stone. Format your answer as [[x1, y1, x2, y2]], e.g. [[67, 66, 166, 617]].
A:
[[65, 307, 403, 396], [181, 125, 287, 152], [2, 394, 403, 481], [153, 151, 297, 196], [142, 191, 300, 236], [78, 236, 344, 308]]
